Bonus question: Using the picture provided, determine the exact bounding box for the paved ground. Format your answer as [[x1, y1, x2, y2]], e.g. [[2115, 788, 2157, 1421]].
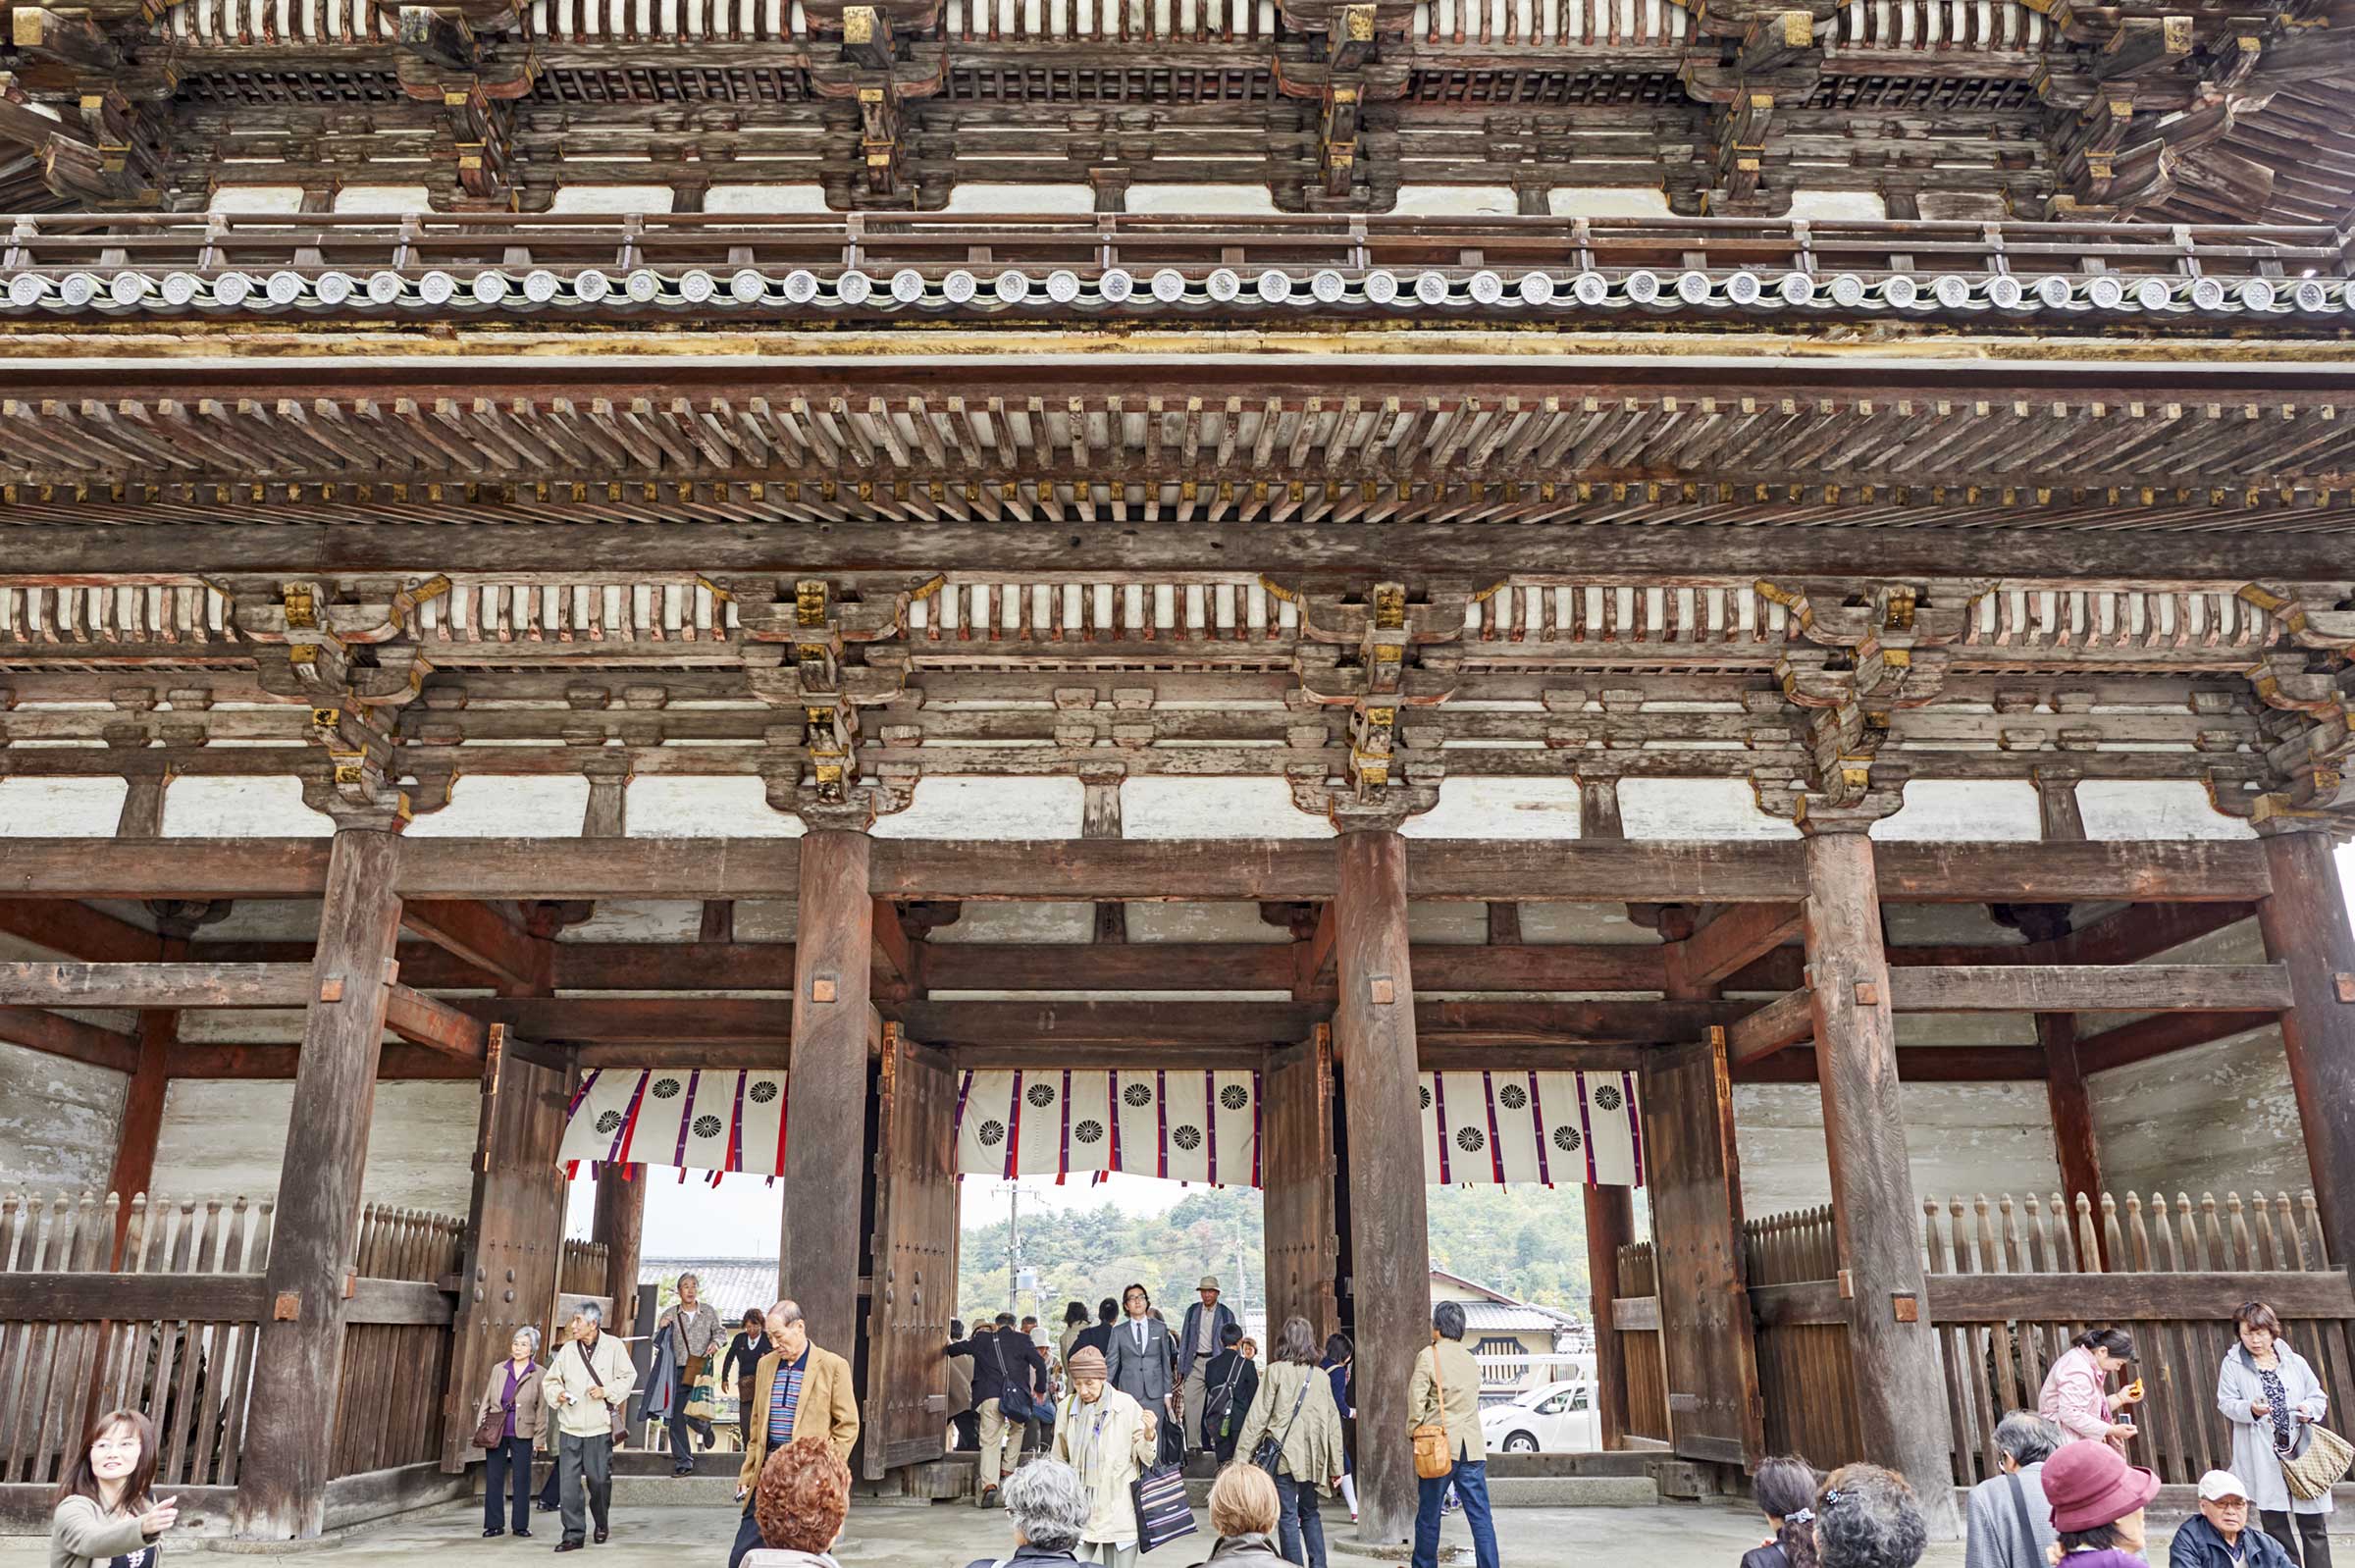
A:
[[0, 1495, 1892, 1568]]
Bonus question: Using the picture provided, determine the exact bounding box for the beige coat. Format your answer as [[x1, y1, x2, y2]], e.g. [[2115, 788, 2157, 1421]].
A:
[[1051, 1385, 1158, 1546], [542, 1329, 637, 1440], [737, 1343, 861, 1489], [50, 1495, 154, 1568], [1233, 1360, 1346, 1496], [477, 1355, 550, 1445], [1408, 1339, 1485, 1463]]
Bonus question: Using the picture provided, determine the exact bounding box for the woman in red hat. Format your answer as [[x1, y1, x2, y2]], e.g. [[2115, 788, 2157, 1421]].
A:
[[2040, 1437, 2163, 1568]]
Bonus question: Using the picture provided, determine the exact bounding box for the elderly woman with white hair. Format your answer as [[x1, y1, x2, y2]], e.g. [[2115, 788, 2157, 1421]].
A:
[[961, 1459, 1091, 1568], [475, 1324, 548, 1539]]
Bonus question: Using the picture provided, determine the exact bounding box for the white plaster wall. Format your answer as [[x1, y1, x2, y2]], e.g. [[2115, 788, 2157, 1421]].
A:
[[2076, 781, 2255, 841], [1404, 778, 1584, 840], [333, 185, 433, 212], [1122, 778, 1334, 839], [407, 776, 589, 837], [705, 184, 835, 214], [0, 778, 128, 835], [1619, 779, 1800, 840], [944, 183, 1095, 214], [1548, 187, 1671, 218], [162, 777, 334, 837], [208, 186, 306, 213], [1518, 904, 1659, 944], [1125, 184, 1278, 215], [930, 902, 1097, 943], [1392, 185, 1518, 216], [1734, 1081, 2063, 1218], [0, 1042, 127, 1194], [1871, 779, 2042, 842], [149, 1079, 479, 1214], [2090, 1025, 2313, 1202], [550, 184, 675, 214], [628, 777, 803, 837], [1788, 190, 1886, 221], [875, 776, 1082, 838]]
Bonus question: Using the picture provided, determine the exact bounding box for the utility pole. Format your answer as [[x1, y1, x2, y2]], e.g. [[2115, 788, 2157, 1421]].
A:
[[999, 1179, 1022, 1318]]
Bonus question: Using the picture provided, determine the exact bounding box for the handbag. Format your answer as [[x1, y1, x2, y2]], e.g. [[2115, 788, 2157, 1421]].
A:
[[1130, 1459, 1199, 1554], [474, 1399, 511, 1451], [989, 1335, 1041, 1424], [1411, 1341, 1455, 1482], [686, 1367, 717, 1423], [1250, 1372, 1313, 1479], [2280, 1424, 2355, 1500]]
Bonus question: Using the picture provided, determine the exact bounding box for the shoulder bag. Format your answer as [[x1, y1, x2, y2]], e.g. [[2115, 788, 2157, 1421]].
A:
[[1251, 1369, 1314, 1479], [473, 1369, 512, 1451], [2281, 1425, 2354, 1500], [989, 1335, 1041, 1424], [2004, 1470, 2042, 1565], [574, 1335, 628, 1445], [1411, 1344, 1454, 1481], [1130, 1456, 1198, 1554]]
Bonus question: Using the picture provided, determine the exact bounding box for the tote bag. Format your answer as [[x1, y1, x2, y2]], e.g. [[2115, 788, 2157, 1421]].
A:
[[1130, 1459, 1198, 1553]]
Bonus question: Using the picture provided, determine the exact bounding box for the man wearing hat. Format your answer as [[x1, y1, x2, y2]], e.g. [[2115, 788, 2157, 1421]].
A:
[[2042, 1438, 2163, 1568], [2170, 1473, 2300, 1568], [1175, 1277, 1238, 1458]]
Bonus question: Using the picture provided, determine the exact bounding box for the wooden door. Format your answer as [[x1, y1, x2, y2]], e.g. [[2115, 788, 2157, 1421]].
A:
[[443, 1027, 569, 1473], [863, 1023, 956, 1480], [1263, 1028, 1338, 1341], [1640, 1032, 1765, 1469]]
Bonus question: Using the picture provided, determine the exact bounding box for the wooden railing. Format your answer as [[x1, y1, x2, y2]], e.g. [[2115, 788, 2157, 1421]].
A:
[[331, 1206, 466, 1480], [559, 1238, 609, 1302], [1747, 1205, 1865, 1469], [0, 1192, 276, 1489], [1613, 1239, 1671, 1444]]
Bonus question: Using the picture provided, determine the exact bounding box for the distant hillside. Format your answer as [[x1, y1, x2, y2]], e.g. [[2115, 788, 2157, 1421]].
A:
[[955, 1184, 1595, 1326]]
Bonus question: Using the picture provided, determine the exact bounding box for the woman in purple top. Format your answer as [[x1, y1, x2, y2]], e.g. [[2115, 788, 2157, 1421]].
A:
[[477, 1327, 549, 1540], [2037, 1437, 2163, 1568]]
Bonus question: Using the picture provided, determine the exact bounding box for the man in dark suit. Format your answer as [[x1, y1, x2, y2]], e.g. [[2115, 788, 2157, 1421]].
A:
[[1105, 1282, 1176, 1427]]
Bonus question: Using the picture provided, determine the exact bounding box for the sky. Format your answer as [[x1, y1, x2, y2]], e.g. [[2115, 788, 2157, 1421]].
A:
[[572, 845, 2355, 1259]]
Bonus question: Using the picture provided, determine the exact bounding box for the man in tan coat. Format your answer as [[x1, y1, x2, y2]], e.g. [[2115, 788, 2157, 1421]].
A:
[[1407, 1301, 1498, 1568], [728, 1300, 858, 1568], [542, 1302, 636, 1552]]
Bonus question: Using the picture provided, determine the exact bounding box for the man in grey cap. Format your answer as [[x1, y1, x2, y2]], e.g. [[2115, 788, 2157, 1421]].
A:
[[1175, 1276, 1238, 1457]]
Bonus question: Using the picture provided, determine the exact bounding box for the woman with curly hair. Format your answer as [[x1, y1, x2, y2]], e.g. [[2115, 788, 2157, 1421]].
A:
[[1813, 1464, 1929, 1568], [741, 1437, 850, 1568], [1743, 1457, 1823, 1568]]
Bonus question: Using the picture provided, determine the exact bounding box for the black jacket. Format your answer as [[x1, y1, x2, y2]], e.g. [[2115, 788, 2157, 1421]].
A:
[[1074, 1322, 1115, 1361], [1200, 1349, 1259, 1439], [947, 1328, 1047, 1408], [2169, 1515, 2298, 1568], [720, 1330, 766, 1385], [962, 1546, 1081, 1568]]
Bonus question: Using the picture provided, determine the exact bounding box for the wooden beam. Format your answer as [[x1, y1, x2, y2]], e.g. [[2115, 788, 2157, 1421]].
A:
[[381, 983, 489, 1060], [1412, 998, 1739, 1044], [1870, 841, 2269, 904], [2073, 1009, 2277, 1074], [162, 1042, 485, 1079], [1725, 989, 1815, 1066], [1732, 1045, 2049, 1082], [344, 1278, 457, 1327], [2035, 901, 2257, 967], [2258, 830, 2355, 1275], [0, 1006, 138, 1072], [1932, 1271, 2355, 1323], [0, 1272, 267, 1322], [398, 901, 548, 993], [869, 897, 919, 997], [0, 962, 312, 1010], [893, 999, 1321, 1046], [0, 900, 162, 963], [1671, 903, 1803, 991], [1886, 964, 2293, 1015]]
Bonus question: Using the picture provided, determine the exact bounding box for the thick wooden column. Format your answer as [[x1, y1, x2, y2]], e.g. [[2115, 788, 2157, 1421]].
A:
[[105, 933, 180, 1253], [2257, 829, 2355, 1271], [1333, 827, 1430, 1546], [1583, 1185, 1635, 1449], [2033, 771, 2105, 1212], [782, 828, 875, 1354], [234, 826, 405, 1541], [1804, 829, 1959, 1537], [593, 1168, 647, 1334]]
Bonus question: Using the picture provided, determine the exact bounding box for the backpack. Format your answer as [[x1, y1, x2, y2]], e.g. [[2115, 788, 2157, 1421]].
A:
[[1204, 1356, 1245, 1433]]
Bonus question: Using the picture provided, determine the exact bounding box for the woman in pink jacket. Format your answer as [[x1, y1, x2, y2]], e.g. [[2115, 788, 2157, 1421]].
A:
[[2039, 1329, 2145, 1450]]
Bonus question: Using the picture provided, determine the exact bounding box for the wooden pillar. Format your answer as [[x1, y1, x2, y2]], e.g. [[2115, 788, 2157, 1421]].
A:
[[1334, 827, 1430, 1546], [2257, 829, 2355, 1270], [2033, 770, 2105, 1211], [1583, 1185, 1635, 1449], [782, 828, 875, 1355], [593, 1168, 648, 1335], [233, 826, 405, 1541], [1804, 829, 1959, 1536], [105, 933, 181, 1253]]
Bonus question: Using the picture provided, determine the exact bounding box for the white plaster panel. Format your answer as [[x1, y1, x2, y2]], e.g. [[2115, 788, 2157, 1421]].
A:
[[874, 775, 1082, 838], [162, 776, 334, 837], [1547, 186, 1671, 217], [0, 777, 128, 836], [1619, 779, 1800, 840], [1125, 184, 1279, 215], [2076, 781, 2256, 841], [1121, 902, 1292, 944], [1870, 779, 2042, 842], [149, 1079, 478, 1214], [188, 900, 320, 943], [1734, 1080, 2062, 1218], [2090, 1023, 2312, 1201], [1403, 778, 1585, 840], [944, 183, 1095, 214], [628, 776, 803, 837], [0, 1041, 127, 1194], [1123, 778, 1334, 839], [407, 775, 590, 837], [1392, 185, 1518, 216], [704, 184, 835, 214], [567, 900, 707, 942], [550, 184, 675, 213], [208, 185, 307, 213], [333, 185, 433, 212], [1517, 903, 1660, 945], [729, 902, 800, 942], [929, 902, 1099, 943], [1788, 189, 1887, 220], [1893, 1012, 2041, 1047], [1408, 902, 1489, 944]]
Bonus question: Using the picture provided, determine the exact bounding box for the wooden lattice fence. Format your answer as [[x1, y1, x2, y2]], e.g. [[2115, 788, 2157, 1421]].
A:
[[330, 1206, 466, 1480], [1613, 1239, 1671, 1444]]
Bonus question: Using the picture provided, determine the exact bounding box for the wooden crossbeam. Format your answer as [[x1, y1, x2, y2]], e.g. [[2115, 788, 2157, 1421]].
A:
[[1733, 1045, 2048, 1083], [0, 962, 312, 1009], [1886, 964, 2292, 1014], [2033, 901, 2257, 967], [1671, 902, 1804, 990], [869, 898, 920, 995], [381, 982, 489, 1060], [0, 899, 162, 964], [0, 838, 2276, 906], [0, 1005, 139, 1072], [1725, 988, 1816, 1065], [398, 900, 549, 993], [2074, 1009, 2279, 1073]]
